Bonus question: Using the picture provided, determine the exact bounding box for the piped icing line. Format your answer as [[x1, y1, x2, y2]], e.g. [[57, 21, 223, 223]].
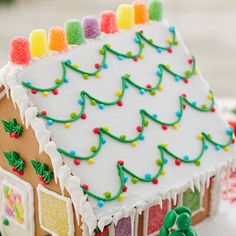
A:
[[75, 131, 234, 203]]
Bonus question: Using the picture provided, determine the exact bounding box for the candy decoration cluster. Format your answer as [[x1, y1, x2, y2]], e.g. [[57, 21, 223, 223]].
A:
[[8, 0, 163, 65]]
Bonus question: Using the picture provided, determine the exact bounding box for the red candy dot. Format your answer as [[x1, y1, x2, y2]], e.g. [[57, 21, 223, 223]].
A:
[[232, 138, 235, 144], [82, 184, 89, 190], [136, 126, 142, 132], [167, 48, 172, 54], [146, 84, 152, 89], [74, 159, 81, 166], [117, 160, 124, 166], [52, 89, 59, 95], [183, 79, 189, 84], [211, 107, 215, 113], [210, 177, 214, 185], [117, 101, 123, 107], [93, 127, 100, 134], [31, 89, 37, 94], [95, 63, 100, 69], [188, 58, 193, 64], [133, 57, 138, 62], [41, 111, 47, 116], [175, 159, 181, 166], [81, 113, 87, 120], [140, 30, 144, 34], [123, 185, 128, 192], [152, 178, 159, 185], [162, 124, 168, 131], [182, 93, 187, 98], [183, 104, 186, 109]]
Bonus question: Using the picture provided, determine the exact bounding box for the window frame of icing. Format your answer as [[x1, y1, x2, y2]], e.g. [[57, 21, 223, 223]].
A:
[[178, 186, 204, 216], [143, 199, 172, 236], [109, 210, 136, 236], [37, 184, 74, 236], [0, 167, 35, 236]]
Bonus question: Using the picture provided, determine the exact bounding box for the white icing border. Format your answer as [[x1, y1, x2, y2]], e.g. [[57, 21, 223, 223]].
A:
[[37, 184, 74, 236], [0, 167, 35, 236]]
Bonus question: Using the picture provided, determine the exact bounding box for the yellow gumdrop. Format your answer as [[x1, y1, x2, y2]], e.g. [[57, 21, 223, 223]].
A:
[[29, 29, 48, 57], [116, 4, 135, 29]]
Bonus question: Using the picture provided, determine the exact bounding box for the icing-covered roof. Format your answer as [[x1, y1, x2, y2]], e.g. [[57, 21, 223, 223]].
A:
[[0, 18, 236, 235]]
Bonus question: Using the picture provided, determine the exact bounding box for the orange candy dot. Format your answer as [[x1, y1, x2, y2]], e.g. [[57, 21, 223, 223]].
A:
[[133, 1, 149, 24]]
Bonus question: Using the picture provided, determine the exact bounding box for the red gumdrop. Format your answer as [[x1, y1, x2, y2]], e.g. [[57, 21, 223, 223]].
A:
[[100, 11, 118, 34], [9, 37, 31, 65]]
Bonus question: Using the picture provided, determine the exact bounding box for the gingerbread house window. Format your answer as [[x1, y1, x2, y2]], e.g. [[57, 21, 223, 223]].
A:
[[115, 216, 132, 236], [182, 187, 201, 213]]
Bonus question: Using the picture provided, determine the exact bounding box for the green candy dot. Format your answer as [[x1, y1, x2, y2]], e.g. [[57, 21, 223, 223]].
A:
[[99, 49, 105, 55], [90, 146, 97, 153], [55, 78, 62, 84], [156, 159, 163, 166], [150, 90, 156, 96], [144, 120, 149, 127], [70, 112, 77, 119], [148, 38, 153, 43], [104, 191, 112, 199], [176, 212, 191, 231], [126, 51, 132, 56], [65, 19, 84, 45], [141, 43, 145, 48], [131, 177, 138, 184], [120, 135, 126, 140], [90, 100, 97, 106], [201, 104, 207, 110], [164, 210, 177, 228], [195, 160, 201, 166], [3, 218, 9, 226], [82, 74, 89, 79], [149, 0, 163, 21], [185, 70, 191, 77], [159, 226, 169, 236]]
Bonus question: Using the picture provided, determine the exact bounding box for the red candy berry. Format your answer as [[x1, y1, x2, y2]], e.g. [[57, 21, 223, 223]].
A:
[[41, 111, 47, 116], [175, 159, 181, 166], [211, 107, 216, 113], [74, 159, 81, 166], [95, 63, 100, 69], [188, 58, 193, 64], [117, 101, 123, 107], [167, 48, 172, 54], [146, 84, 152, 89], [52, 89, 59, 95], [82, 184, 89, 190], [117, 160, 124, 166], [12, 166, 17, 172], [16, 170, 24, 176], [136, 126, 142, 132], [12, 133, 19, 139], [31, 89, 37, 94], [152, 178, 159, 185], [162, 124, 168, 131], [123, 185, 128, 192], [93, 127, 100, 134], [81, 113, 87, 120], [38, 175, 44, 182]]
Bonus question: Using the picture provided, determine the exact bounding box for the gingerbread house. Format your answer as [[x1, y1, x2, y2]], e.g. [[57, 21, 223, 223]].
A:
[[0, 1, 235, 235]]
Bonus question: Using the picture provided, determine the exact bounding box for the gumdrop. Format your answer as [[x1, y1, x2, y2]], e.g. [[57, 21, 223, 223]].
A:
[[48, 26, 68, 52], [65, 19, 84, 45], [149, 0, 163, 21], [116, 4, 135, 29], [29, 29, 48, 57], [82, 16, 101, 39], [9, 37, 31, 65], [133, 1, 149, 24], [100, 11, 118, 34]]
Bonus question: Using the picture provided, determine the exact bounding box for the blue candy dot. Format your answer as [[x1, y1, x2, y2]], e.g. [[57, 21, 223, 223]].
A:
[[103, 63, 108, 69], [78, 99, 83, 105], [139, 89, 145, 95], [97, 200, 104, 208], [176, 111, 181, 117], [64, 78, 69, 83], [102, 138, 107, 144], [152, 114, 158, 119], [47, 120, 54, 126], [140, 135, 145, 141], [69, 150, 76, 156], [156, 70, 162, 77], [66, 59, 72, 65], [98, 103, 105, 110], [226, 128, 233, 135], [118, 55, 124, 61], [175, 76, 180, 82], [215, 145, 221, 151], [192, 101, 197, 107], [163, 157, 168, 164], [204, 144, 209, 150], [145, 173, 152, 180], [134, 37, 140, 44], [183, 155, 189, 161], [124, 175, 128, 183], [125, 82, 129, 89], [157, 48, 162, 54], [169, 26, 175, 33]]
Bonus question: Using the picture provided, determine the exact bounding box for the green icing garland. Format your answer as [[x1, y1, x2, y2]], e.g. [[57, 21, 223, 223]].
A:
[[2, 151, 25, 175]]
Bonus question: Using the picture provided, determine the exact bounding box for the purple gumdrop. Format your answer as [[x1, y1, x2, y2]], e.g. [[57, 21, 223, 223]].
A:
[[83, 16, 101, 39]]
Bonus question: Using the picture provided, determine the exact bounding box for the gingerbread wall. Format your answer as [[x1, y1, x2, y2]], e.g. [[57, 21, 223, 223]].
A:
[[0, 95, 82, 236]]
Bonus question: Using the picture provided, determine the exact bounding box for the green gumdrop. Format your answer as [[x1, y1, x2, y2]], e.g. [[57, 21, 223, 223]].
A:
[[169, 231, 185, 236], [176, 213, 191, 231], [65, 19, 84, 45], [159, 226, 169, 236], [174, 206, 192, 217], [164, 210, 177, 228], [148, 0, 163, 21], [186, 226, 197, 236]]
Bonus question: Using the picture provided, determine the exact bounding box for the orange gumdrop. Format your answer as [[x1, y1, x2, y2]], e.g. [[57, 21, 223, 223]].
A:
[[48, 26, 68, 52], [133, 1, 149, 24]]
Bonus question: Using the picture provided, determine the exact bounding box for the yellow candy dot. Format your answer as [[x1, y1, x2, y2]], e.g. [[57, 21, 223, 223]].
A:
[[172, 124, 179, 130], [95, 73, 101, 79], [161, 169, 166, 176], [167, 37, 173, 44], [207, 93, 213, 100], [103, 125, 110, 132], [197, 134, 203, 140], [139, 54, 144, 60], [161, 143, 168, 148], [65, 123, 70, 128], [224, 146, 229, 152], [194, 69, 199, 75], [157, 85, 164, 91], [106, 43, 112, 48], [131, 141, 137, 147], [87, 158, 95, 164], [165, 64, 171, 69], [116, 90, 122, 97], [73, 63, 79, 69], [118, 193, 125, 201], [43, 91, 49, 97]]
